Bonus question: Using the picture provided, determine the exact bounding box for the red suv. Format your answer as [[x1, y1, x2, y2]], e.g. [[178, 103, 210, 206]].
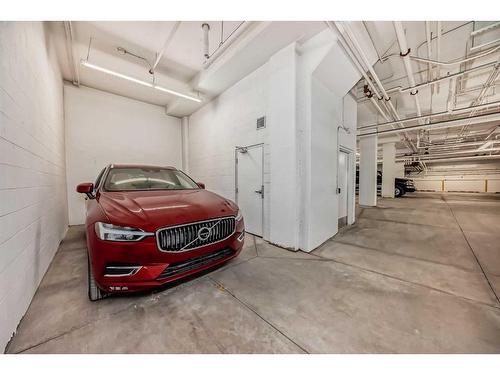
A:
[[76, 164, 244, 301]]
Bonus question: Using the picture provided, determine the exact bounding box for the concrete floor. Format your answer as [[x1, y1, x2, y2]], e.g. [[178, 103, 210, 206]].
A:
[[6, 192, 500, 353]]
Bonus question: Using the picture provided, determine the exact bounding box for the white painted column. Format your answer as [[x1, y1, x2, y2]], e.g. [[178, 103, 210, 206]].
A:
[[382, 142, 396, 198], [268, 44, 300, 250], [359, 134, 378, 206], [395, 162, 405, 178], [181, 116, 189, 172]]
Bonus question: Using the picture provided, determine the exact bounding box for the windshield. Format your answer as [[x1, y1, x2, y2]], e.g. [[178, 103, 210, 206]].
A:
[[103, 167, 200, 191]]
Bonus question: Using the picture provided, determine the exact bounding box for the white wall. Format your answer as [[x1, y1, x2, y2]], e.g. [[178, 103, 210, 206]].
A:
[[267, 44, 300, 249], [188, 63, 271, 238], [411, 160, 500, 193], [189, 31, 362, 252], [0, 22, 68, 351], [64, 85, 182, 225], [299, 29, 360, 251]]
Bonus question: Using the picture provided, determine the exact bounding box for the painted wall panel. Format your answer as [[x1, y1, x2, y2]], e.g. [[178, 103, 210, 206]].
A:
[[0, 22, 67, 351], [64, 85, 182, 225]]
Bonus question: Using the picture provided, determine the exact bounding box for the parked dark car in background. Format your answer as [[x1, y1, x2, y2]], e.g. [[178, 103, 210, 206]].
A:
[[356, 170, 416, 197]]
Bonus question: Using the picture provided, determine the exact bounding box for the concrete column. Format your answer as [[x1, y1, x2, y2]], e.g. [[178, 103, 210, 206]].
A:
[[268, 44, 300, 250], [181, 116, 189, 172], [359, 134, 378, 206], [395, 162, 405, 178], [382, 142, 396, 198]]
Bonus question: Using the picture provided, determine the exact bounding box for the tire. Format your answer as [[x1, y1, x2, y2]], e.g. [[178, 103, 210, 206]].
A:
[[88, 255, 106, 301], [395, 185, 405, 198]]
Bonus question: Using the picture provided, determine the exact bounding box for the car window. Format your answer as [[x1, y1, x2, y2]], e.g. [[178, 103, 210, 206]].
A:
[[103, 168, 200, 191]]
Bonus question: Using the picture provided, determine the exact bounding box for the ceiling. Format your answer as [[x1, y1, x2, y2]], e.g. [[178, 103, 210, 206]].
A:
[[351, 21, 500, 165], [50, 21, 325, 117]]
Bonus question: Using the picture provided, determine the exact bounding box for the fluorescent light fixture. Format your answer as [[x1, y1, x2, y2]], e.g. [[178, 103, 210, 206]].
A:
[[478, 141, 494, 151], [80, 60, 202, 103]]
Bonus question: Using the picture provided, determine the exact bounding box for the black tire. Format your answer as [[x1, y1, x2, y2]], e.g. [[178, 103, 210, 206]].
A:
[[395, 185, 405, 198], [88, 255, 106, 301]]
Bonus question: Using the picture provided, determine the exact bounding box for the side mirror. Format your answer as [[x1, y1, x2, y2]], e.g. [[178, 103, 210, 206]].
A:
[[197, 182, 206, 189], [77, 183, 94, 199]]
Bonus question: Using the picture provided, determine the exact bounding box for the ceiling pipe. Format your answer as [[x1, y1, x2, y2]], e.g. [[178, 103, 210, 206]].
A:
[[202, 23, 210, 59], [436, 21, 442, 93], [332, 21, 417, 152], [334, 33, 392, 124], [412, 147, 500, 158], [409, 44, 500, 66], [397, 61, 498, 93], [396, 154, 500, 164], [63, 21, 80, 86], [150, 21, 181, 74], [446, 77, 456, 113], [358, 111, 500, 137], [459, 56, 500, 136], [203, 22, 253, 70], [425, 21, 433, 92], [414, 139, 500, 151], [394, 21, 423, 119], [358, 100, 500, 130]]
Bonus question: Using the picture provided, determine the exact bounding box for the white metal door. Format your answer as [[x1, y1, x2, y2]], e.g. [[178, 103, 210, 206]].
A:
[[338, 150, 349, 227], [236, 144, 264, 236]]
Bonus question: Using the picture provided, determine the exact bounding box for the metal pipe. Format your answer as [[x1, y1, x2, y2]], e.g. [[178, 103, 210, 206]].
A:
[[202, 23, 210, 59], [410, 44, 500, 66], [396, 154, 500, 164], [425, 21, 433, 89], [471, 22, 500, 37], [359, 112, 500, 137], [63, 21, 79, 86], [413, 147, 500, 158], [394, 21, 422, 118], [446, 77, 456, 113], [398, 61, 498, 93], [358, 100, 500, 130], [459, 57, 500, 136], [436, 21, 442, 93], [470, 38, 500, 52], [333, 22, 417, 151], [203, 22, 253, 69], [151, 21, 181, 73], [330, 22, 416, 151]]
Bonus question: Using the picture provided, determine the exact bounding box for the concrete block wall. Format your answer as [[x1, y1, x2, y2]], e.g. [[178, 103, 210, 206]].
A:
[[0, 22, 68, 351], [411, 161, 500, 193], [64, 84, 182, 225], [188, 63, 271, 239]]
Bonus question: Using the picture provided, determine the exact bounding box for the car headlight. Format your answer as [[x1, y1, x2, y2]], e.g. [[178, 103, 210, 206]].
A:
[[235, 209, 243, 221], [94, 222, 153, 242]]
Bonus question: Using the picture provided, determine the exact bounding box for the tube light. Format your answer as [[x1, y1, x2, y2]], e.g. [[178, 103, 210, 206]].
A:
[[80, 60, 202, 103]]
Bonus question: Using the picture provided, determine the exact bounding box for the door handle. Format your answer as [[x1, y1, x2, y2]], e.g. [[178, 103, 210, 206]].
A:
[[254, 185, 264, 198]]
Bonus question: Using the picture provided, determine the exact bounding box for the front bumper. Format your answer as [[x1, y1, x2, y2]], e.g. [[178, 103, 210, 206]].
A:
[[86, 219, 244, 293], [405, 185, 416, 192]]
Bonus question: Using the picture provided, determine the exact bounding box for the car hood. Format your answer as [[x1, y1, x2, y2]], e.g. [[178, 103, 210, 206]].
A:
[[97, 189, 238, 231]]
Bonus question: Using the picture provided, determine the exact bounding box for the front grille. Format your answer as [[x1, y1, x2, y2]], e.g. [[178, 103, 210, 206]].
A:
[[156, 217, 236, 252], [157, 248, 234, 280]]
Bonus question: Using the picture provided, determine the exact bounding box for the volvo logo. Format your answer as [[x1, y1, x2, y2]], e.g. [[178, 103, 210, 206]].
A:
[[197, 226, 212, 241]]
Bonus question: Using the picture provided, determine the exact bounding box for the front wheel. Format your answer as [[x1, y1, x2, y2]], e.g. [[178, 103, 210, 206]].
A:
[[88, 255, 106, 301], [395, 185, 405, 198]]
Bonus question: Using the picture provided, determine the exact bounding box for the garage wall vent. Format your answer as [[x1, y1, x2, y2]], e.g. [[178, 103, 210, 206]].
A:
[[257, 116, 266, 130]]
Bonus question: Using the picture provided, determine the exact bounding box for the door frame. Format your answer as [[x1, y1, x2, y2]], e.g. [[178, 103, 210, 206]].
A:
[[234, 142, 265, 237], [339, 145, 355, 225]]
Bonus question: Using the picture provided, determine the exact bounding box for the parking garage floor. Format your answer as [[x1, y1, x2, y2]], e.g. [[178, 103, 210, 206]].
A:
[[6, 193, 500, 353]]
